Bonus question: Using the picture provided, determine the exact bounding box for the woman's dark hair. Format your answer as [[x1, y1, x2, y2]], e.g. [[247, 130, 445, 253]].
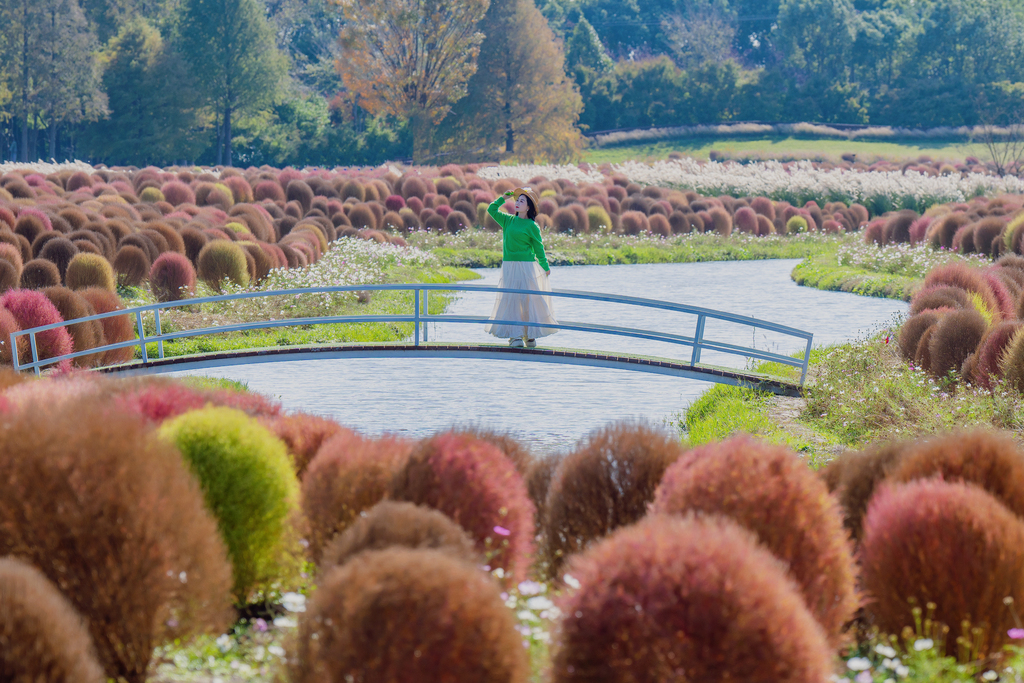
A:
[[525, 197, 538, 222]]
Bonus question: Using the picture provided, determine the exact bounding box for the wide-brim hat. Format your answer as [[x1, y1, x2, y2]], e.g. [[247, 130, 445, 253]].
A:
[[514, 187, 540, 210]]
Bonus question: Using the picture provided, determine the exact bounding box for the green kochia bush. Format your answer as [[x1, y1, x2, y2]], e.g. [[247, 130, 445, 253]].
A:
[[196, 241, 250, 291], [552, 515, 834, 683], [159, 406, 301, 604]]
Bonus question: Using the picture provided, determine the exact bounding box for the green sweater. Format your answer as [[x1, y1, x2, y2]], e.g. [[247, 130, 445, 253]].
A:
[[487, 196, 550, 271]]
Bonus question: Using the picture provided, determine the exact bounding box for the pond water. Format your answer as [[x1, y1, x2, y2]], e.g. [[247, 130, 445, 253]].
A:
[[171, 259, 907, 454]]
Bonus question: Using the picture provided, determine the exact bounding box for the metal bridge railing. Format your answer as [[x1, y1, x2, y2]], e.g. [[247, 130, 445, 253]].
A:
[[10, 284, 814, 384]]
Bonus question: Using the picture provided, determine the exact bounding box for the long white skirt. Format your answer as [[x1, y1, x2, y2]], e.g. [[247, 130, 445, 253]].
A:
[[485, 261, 558, 339]]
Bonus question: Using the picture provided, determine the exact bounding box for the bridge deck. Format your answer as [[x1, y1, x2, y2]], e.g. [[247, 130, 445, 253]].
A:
[[100, 342, 803, 397]]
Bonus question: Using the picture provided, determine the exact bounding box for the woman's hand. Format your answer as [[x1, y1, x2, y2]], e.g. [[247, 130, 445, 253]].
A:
[[503, 190, 514, 197], [545, 270, 551, 276]]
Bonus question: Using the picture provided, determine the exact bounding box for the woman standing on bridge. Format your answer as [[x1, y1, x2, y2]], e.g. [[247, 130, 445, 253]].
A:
[[484, 187, 558, 348]]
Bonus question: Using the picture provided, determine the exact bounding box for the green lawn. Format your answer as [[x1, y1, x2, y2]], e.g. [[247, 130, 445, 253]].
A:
[[583, 135, 992, 164]]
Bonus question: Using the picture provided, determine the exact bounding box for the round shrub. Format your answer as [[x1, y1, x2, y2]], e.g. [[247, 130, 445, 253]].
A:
[[254, 179, 286, 203], [910, 285, 969, 315], [451, 425, 535, 477], [819, 441, 912, 542], [551, 207, 578, 233], [786, 215, 809, 234], [445, 210, 471, 233], [953, 223, 977, 253], [158, 406, 300, 604], [112, 245, 151, 287], [0, 397, 233, 682], [347, 203, 376, 230], [883, 210, 916, 244], [927, 307, 987, 379], [180, 226, 208, 265], [552, 515, 833, 683], [648, 213, 671, 236], [120, 232, 159, 262], [261, 411, 350, 478], [222, 175, 254, 204], [43, 286, 105, 368], [32, 231, 63, 258], [286, 180, 314, 214], [734, 206, 758, 233], [389, 432, 535, 580], [651, 435, 857, 643], [1000, 327, 1024, 392], [239, 243, 272, 283], [923, 263, 1000, 319], [974, 217, 1006, 256], [384, 194, 405, 212], [150, 252, 196, 302], [619, 210, 649, 235], [160, 180, 195, 206], [0, 556, 105, 683], [38, 237, 79, 281], [65, 252, 115, 292], [707, 206, 733, 236], [320, 501, 479, 571], [0, 258, 19, 294], [0, 242, 24, 274], [543, 422, 683, 578], [899, 312, 941, 362], [196, 241, 249, 291], [302, 432, 413, 564], [0, 288, 72, 366], [973, 321, 1021, 387], [14, 212, 48, 244], [292, 548, 527, 683], [20, 258, 62, 290], [861, 479, 1024, 655], [77, 287, 134, 366], [139, 186, 165, 203]]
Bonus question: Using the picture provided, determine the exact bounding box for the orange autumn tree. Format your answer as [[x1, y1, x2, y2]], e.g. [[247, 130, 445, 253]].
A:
[[335, 0, 489, 163]]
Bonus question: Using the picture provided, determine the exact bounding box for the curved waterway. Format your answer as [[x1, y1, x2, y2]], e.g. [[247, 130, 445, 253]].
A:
[[171, 259, 907, 454]]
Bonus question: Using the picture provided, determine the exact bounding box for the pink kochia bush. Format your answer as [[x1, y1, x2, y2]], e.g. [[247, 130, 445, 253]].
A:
[[552, 515, 834, 683], [861, 479, 1024, 656], [0, 288, 72, 369], [388, 432, 535, 580], [115, 377, 282, 424], [149, 252, 196, 302], [650, 435, 858, 644]]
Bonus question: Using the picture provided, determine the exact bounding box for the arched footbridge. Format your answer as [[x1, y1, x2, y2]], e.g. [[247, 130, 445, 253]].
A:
[[10, 284, 813, 396]]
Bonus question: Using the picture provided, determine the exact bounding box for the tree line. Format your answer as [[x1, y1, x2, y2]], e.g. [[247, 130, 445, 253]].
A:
[[1, 0, 1022, 168]]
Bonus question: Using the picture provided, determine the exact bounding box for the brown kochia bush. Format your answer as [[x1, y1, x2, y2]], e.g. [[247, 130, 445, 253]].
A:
[[78, 287, 135, 366], [543, 422, 684, 579], [887, 430, 1024, 522], [861, 479, 1024, 655], [909, 285, 969, 315], [113, 245, 151, 287], [552, 515, 833, 683], [320, 501, 479, 571], [301, 432, 413, 564], [1000, 327, 1024, 392], [262, 412, 350, 478], [922, 263, 1000, 321], [390, 432, 535, 581], [973, 321, 1021, 387], [898, 312, 940, 362], [0, 397, 233, 683], [651, 435, 858, 644], [927, 307, 987, 378], [291, 548, 528, 683], [819, 441, 912, 542], [0, 556, 105, 683], [43, 286, 105, 368]]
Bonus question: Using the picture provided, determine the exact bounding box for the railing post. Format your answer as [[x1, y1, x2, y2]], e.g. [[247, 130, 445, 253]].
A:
[[414, 289, 420, 347], [9, 332, 18, 372], [423, 290, 429, 342], [136, 311, 149, 363], [29, 332, 40, 376], [690, 315, 706, 366], [800, 336, 813, 386], [155, 309, 164, 359]]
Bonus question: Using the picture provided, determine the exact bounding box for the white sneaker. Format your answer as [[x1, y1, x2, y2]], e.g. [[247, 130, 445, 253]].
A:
[[525, 338, 537, 348], [509, 337, 525, 348]]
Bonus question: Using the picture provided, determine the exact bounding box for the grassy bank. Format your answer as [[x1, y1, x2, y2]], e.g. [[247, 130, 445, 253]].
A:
[[407, 229, 844, 269], [583, 135, 986, 165]]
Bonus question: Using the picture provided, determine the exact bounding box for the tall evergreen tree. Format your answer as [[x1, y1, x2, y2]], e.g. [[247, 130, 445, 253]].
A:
[[176, 0, 286, 166], [565, 17, 613, 81], [335, 0, 489, 163], [439, 0, 583, 162]]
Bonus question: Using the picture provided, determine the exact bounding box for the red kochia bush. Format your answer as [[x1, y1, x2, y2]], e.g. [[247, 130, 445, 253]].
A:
[[0, 288, 72, 366], [923, 263, 1000, 320], [0, 398, 233, 683], [320, 501, 479, 571], [302, 432, 413, 563], [0, 556, 105, 683], [552, 515, 833, 683], [389, 432, 535, 580], [150, 252, 196, 302], [543, 422, 684, 578], [292, 548, 528, 683], [861, 479, 1024, 655], [261, 411, 350, 478], [651, 436, 857, 644]]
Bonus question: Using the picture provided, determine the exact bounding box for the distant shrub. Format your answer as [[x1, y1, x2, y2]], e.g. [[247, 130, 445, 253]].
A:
[[544, 422, 683, 579], [261, 412, 349, 478], [450, 425, 535, 477], [750, 196, 775, 220], [786, 215, 809, 234], [652, 435, 857, 643], [20, 258, 62, 290], [112, 245, 151, 287], [390, 432, 535, 580], [14, 212, 48, 244], [0, 556, 105, 683], [953, 224, 977, 253], [0, 398, 233, 682], [286, 180, 314, 215], [861, 479, 1024, 656], [347, 203, 376, 230], [550, 206, 577, 233], [924, 263, 1000, 319], [321, 501, 479, 571], [383, 194, 405, 212], [552, 515, 833, 683], [302, 432, 412, 564], [972, 321, 1021, 387], [927, 307, 987, 379], [38, 237, 79, 281], [239, 243, 272, 283], [197, 241, 249, 291], [0, 242, 23, 272], [648, 213, 671, 237], [619, 210, 649, 235], [974, 217, 1005, 256], [222, 176, 254, 204], [909, 285, 969, 315], [883, 210, 916, 244], [160, 180, 195, 205], [43, 286, 104, 368], [731, 206, 756, 233], [64, 252, 115, 292], [150, 252, 196, 302], [0, 288, 72, 366], [292, 548, 527, 683], [707, 206, 733, 236], [180, 227, 208, 265], [929, 213, 971, 250], [139, 186, 165, 203], [899, 312, 940, 361], [0, 258, 18, 294], [819, 441, 912, 542], [77, 287, 134, 366], [158, 406, 301, 604], [253, 180, 286, 203]]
